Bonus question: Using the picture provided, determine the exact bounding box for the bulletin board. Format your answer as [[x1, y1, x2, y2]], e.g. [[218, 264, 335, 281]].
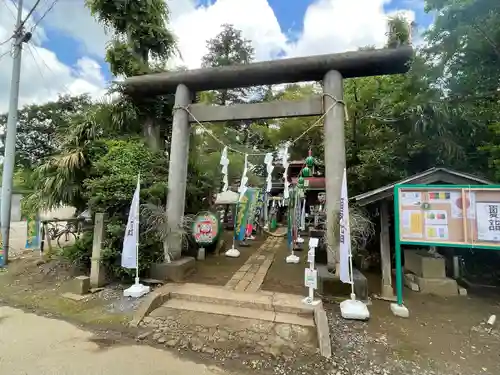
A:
[[395, 184, 500, 249], [392, 184, 500, 307]]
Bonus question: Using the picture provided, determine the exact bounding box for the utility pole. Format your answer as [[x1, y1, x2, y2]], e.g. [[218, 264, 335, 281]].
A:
[[1, 0, 30, 267]]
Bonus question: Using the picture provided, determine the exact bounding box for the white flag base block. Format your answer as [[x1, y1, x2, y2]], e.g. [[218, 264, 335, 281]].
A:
[[286, 254, 300, 264], [225, 247, 240, 258], [302, 296, 321, 306], [340, 297, 370, 321], [123, 283, 150, 298], [390, 303, 410, 318]]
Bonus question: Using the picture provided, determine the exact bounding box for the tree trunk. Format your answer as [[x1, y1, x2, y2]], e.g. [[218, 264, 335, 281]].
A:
[[144, 116, 162, 151]]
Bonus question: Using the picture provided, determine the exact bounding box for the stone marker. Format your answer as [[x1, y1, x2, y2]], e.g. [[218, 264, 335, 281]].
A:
[[69, 276, 90, 295], [197, 247, 205, 261], [90, 213, 107, 288], [150, 257, 195, 282], [404, 250, 446, 279]]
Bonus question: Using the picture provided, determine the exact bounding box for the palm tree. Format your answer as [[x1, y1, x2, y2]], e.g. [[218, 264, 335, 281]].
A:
[[24, 103, 109, 214]]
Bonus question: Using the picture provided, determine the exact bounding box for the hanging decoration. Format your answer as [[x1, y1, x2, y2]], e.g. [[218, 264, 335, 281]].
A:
[[238, 154, 249, 201], [286, 187, 300, 264], [286, 149, 316, 264], [298, 149, 314, 234], [282, 145, 290, 199], [220, 146, 229, 192], [264, 152, 274, 193]]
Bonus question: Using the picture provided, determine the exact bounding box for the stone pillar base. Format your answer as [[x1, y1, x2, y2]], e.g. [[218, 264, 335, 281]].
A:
[[379, 284, 396, 301], [150, 257, 196, 282]]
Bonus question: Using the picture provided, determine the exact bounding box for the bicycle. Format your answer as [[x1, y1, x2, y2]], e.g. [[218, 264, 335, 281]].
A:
[[46, 221, 62, 240], [55, 221, 81, 248]]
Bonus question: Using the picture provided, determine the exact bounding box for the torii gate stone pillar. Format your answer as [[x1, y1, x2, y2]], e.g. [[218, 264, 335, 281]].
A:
[[165, 84, 191, 259], [323, 70, 345, 271], [123, 46, 413, 282]]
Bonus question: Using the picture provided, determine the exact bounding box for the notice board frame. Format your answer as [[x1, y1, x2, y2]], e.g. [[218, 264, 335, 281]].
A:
[[393, 183, 500, 307]]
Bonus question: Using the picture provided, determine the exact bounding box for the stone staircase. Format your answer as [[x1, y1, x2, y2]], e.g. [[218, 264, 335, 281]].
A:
[[137, 283, 331, 358], [151, 283, 315, 326]]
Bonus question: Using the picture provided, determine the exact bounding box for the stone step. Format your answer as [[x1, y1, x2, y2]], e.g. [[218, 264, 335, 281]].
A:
[[167, 283, 316, 316], [152, 299, 315, 327]]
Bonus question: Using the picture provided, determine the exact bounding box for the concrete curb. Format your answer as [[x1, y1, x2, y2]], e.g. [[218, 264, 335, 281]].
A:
[[313, 305, 332, 359], [129, 285, 173, 327]]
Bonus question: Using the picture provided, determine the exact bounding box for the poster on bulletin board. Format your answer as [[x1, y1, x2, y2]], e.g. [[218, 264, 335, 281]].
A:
[[395, 185, 500, 249]]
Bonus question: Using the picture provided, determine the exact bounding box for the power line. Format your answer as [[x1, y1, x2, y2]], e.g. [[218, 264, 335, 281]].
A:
[[17, 0, 43, 32], [32, 0, 59, 31], [0, 0, 16, 45], [26, 43, 54, 95], [0, 50, 12, 61], [27, 40, 72, 96]]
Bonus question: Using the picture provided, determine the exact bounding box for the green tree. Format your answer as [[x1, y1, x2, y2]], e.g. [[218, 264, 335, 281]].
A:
[[0, 95, 92, 168], [202, 24, 255, 105], [422, 0, 499, 180], [24, 103, 111, 214], [85, 0, 178, 151]]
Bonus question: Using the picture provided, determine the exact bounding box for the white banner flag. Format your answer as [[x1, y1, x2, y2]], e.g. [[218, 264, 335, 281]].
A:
[[339, 168, 352, 284], [121, 175, 140, 269]]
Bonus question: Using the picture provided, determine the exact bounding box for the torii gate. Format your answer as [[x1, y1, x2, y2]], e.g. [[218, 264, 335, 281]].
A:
[[123, 46, 413, 278]]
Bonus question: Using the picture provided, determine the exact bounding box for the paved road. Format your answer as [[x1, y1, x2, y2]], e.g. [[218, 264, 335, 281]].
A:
[[0, 306, 233, 375]]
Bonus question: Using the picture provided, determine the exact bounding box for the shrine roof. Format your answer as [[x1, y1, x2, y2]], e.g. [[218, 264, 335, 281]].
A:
[[353, 167, 493, 207]]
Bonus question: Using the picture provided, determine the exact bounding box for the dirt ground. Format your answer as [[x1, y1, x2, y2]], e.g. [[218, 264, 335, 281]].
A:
[[0, 251, 141, 330], [186, 231, 266, 286], [3, 242, 500, 375], [258, 240, 500, 374], [366, 291, 500, 374], [260, 240, 307, 295]]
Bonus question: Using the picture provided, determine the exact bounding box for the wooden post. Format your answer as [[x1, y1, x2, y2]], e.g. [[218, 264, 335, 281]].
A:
[[90, 213, 107, 288], [43, 222, 53, 259], [461, 189, 468, 243], [380, 199, 395, 299]]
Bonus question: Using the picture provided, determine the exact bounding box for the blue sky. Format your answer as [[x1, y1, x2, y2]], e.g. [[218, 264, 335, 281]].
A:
[[37, 0, 433, 83], [267, 0, 433, 38], [0, 0, 434, 111]]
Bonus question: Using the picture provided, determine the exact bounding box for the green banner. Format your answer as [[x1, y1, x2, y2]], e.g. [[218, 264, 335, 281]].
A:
[[235, 188, 257, 241]]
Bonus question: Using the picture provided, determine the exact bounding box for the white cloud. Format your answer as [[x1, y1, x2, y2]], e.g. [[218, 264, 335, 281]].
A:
[[1, 0, 421, 112], [0, 0, 107, 112], [168, 0, 416, 69], [166, 0, 287, 69]]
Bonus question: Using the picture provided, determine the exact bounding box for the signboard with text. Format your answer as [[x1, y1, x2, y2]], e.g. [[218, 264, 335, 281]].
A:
[[192, 212, 221, 246], [395, 185, 500, 249], [393, 184, 500, 306]]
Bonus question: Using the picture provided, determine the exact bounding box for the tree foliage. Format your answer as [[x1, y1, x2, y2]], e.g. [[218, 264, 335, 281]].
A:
[[0, 95, 93, 168], [5, 2, 500, 279], [201, 24, 255, 105]]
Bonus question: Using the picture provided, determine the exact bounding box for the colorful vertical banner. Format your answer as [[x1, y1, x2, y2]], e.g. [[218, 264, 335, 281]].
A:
[[235, 188, 257, 241], [25, 216, 41, 250]]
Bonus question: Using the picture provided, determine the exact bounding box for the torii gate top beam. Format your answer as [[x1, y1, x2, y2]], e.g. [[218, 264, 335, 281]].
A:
[[123, 46, 413, 96]]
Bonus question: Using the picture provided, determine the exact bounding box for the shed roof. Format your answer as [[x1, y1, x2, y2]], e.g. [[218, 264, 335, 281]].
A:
[[353, 167, 493, 206]]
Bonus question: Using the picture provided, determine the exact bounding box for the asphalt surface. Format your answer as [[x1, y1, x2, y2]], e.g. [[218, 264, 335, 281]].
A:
[[0, 306, 235, 375]]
